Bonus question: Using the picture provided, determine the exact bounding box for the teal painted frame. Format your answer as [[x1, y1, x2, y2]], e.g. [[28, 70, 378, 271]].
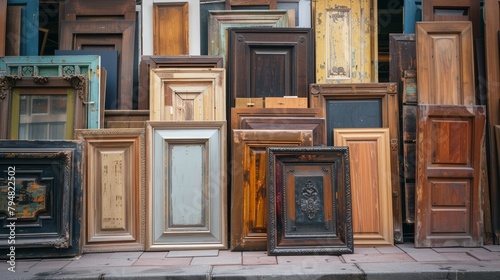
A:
[[0, 55, 102, 128], [7, 0, 38, 55]]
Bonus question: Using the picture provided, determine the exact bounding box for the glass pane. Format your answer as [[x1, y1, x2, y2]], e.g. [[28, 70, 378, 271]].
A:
[[18, 95, 68, 140]]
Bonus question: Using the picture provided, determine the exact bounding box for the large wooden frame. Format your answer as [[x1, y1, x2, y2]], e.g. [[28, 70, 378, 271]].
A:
[[62, 0, 136, 20], [138, 55, 223, 110], [0, 140, 82, 258], [228, 28, 314, 107], [309, 83, 402, 243], [485, 0, 500, 244], [416, 21, 475, 105], [0, 75, 87, 140], [75, 128, 145, 252], [415, 105, 485, 247], [334, 128, 394, 246], [59, 20, 136, 110], [266, 146, 353, 255], [146, 121, 227, 250], [149, 68, 226, 121], [208, 10, 293, 67], [231, 129, 313, 251], [142, 0, 200, 55], [0, 55, 102, 128], [312, 0, 378, 83]]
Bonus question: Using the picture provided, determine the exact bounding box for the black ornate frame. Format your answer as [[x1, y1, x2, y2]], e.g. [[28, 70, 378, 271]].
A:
[[266, 146, 353, 255]]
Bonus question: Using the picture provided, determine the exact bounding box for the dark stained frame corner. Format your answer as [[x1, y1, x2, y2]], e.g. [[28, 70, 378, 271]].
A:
[[266, 146, 353, 255]]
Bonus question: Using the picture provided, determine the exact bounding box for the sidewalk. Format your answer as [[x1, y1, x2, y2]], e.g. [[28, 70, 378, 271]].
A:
[[2, 243, 500, 279]]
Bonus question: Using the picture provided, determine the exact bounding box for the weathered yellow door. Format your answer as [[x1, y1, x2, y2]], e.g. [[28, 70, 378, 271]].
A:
[[313, 0, 377, 83]]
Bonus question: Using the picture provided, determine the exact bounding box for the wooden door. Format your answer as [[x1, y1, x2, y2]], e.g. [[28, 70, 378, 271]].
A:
[[5, 0, 38, 55], [231, 129, 314, 250], [153, 3, 188, 55], [313, 0, 377, 83], [422, 0, 480, 39], [334, 128, 394, 245], [416, 21, 475, 105], [415, 105, 485, 247]]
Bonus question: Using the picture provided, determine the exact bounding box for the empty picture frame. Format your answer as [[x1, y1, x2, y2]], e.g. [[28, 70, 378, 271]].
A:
[[334, 128, 394, 246], [231, 129, 314, 250], [266, 146, 353, 255], [149, 68, 226, 121], [0, 140, 82, 258], [75, 128, 146, 252], [0, 75, 87, 140], [146, 121, 227, 250]]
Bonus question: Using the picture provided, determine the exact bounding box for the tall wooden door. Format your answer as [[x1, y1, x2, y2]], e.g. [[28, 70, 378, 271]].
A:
[[313, 0, 377, 83], [415, 105, 485, 247]]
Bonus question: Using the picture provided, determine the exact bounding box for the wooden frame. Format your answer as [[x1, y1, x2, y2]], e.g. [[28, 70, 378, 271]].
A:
[[231, 129, 314, 250], [208, 10, 293, 67], [149, 68, 226, 121], [0, 0, 6, 56], [228, 28, 314, 107], [63, 0, 136, 20], [422, 0, 480, 39], [312, 0, 378, 83], [226, 0, 277, 9], [5, 0, 38, 55], [59, 20, 135, 110], [138, 55, 223, 110], [75, 128, 146, 252], [142, 0, 200, 55], [0, 140, 82, 258], [146, 121, 227, 250], [231, 107, 323, 131], [0, 55, 102, 129], [334, 128, 394, 246], [266, 146, 353, 255], [415, 105, 485, 247], [416, 21, 475, 105], [240, 116, 326, 146], [0, 75, 87, 140], [152, 2, 189, 55]]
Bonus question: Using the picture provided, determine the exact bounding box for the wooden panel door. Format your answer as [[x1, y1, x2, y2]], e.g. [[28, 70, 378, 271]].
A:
[[149, 68, 225, 121], [75, 129, 145, 252], [334, 128, 394, 245], [153, 2, 188, 55], [228, 28, 313, 107], [5, 0, 38, 56], [416, 21, 475, 105], [485, 0, 500, 243], [403, 0, 422, 34], [147, 121, 227, 250], [231, 129, 313, 250], [313, 0, 377, 83], [422, 0, 480, 39], [415, 105, 485, 247]]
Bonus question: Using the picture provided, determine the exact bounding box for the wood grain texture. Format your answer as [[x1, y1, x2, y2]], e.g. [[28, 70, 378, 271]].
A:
[[231, 129, 314, 250], [5, 5, 20, 56], [153, 2, 189, 55], [0, 0, 6, 56], [334, 128, 394, 246], [62, 0, 136, 20], [422, 0, 480, 39], [415, 105, 485, 247], [226, 0, 277, 9], [75, 128, 145, 252]]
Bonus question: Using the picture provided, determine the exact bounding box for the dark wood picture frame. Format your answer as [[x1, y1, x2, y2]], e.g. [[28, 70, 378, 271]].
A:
[[0, 75, 87, 140], [0, 140, 83, 258], [266, 146, 353, 255], [225, 0, 277, 9]]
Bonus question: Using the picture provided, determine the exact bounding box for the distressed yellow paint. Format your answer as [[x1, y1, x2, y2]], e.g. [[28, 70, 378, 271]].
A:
[[101, 152, 127, 230], [314, 0, 377, 83]]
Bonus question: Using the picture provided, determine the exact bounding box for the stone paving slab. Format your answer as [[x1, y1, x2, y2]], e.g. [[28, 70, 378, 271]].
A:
[[167, 249, 219, 257]]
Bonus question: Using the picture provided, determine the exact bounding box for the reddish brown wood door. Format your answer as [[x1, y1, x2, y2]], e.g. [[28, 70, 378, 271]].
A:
[[415, 105, 485, 247]]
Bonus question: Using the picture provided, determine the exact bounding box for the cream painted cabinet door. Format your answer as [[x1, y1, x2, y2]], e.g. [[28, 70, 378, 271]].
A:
[[313, 0, 377, 83]]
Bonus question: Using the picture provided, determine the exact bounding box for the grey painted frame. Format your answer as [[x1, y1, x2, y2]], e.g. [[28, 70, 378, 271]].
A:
[[146, 121, 227, 250], [266, 146, 353, 255]]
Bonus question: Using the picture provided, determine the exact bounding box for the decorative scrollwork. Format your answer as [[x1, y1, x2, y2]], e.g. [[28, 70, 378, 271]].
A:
[[63, 75, 86, 101], [310, 84, 321, 95], [300, 180, 320, 220], [0, 76, 21, 101], [33, 76, 49, 84], [21, 66, 34, 76], [62, 65, 76, 76]]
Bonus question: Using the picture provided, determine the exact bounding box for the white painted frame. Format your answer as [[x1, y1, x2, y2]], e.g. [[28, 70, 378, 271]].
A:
[[142, 0, 200, 55]]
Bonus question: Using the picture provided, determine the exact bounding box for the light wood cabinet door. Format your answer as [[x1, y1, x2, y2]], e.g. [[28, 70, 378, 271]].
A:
[[334, 128, 394, 246], [153, 2, 189, 55], [313, 0, 377, 83], [415, 105, 485, 247], [231, 129, 313, 250]]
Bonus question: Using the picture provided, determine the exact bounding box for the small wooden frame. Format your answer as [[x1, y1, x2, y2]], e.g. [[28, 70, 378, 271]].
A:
[[59, 20, 136, 110], [0, 75, 87, 140], [146, 121, 227, 250], [75, 128, 146, 252], [266, 146, 353, 255], [334, 128, 394, 246], [138, 55, 223, 110], [153, 2, 189, 55], [231, 129, 314, 250], [226, 0, 277, 9], [416, 21, 475, 105], [149, 68, 226, 121], [0, 140, 83, 258]]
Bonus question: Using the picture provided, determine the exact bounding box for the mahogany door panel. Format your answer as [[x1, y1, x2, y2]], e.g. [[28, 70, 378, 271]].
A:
[[415, 104, 485, 247], [153, 3, 189, 56]]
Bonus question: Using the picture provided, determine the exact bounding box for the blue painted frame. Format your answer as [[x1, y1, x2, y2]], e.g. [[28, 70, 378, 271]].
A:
[[403, 0, 422, 34], [7, 0, 38, 55], [0, 55, 102, 128]]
